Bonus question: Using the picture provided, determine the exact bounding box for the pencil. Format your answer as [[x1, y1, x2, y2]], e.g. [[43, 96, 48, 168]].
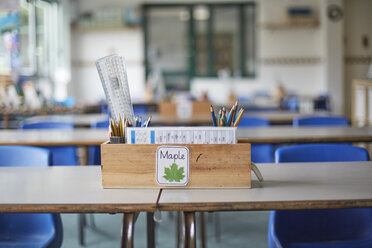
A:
[[221, 107, 227, 126], [218, 109, 222, 126], [227, 108, 233, 126], [139, 116, 142, 127], [220, 115, 224, 126], [232, 101, 238, 124], [234, 108, 245, 127], [145, 116, 152, 127], [134, 116, 138, 127], [210, 105, 217, 126]]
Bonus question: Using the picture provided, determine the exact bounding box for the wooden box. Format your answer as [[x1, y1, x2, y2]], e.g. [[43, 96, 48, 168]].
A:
[[101, 142, 251, 188], [158, 100, 211, 117]]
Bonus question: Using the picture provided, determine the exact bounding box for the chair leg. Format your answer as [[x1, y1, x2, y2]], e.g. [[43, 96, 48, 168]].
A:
[[199, 212, 207, 248], [89, 214, 96, 229], [176, 211, 181, 248], [214, 212, 221, 242], [78, 214, 86, 246]]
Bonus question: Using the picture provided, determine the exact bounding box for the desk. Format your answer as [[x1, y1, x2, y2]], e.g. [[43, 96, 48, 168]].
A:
[[0, 128, 107, 146], [244, 111, 332, 125], [151, 111, 333, 126], [237, 126, 372, 144], [0, 166, 159, 248], [24, 114, 108, 128], [2, 127, 371, 146], [150, 114, 212, 126], [159, 162, 372, 247]]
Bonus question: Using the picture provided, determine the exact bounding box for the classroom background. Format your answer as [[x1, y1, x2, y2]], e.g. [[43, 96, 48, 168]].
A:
[[1, 0, 372, 247]]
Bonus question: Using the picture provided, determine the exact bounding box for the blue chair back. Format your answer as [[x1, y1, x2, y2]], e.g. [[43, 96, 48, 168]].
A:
[[293, 116, 348, 127], [269, 144, 372, 248], [133, 105, 149, 116], [20, 121, 78, 166], [238, 116, 269, 127], [88, 120, 109, 165], [239, 116, 273, 163], [0, 146, 63, 248], [275, 144, 370, 163]]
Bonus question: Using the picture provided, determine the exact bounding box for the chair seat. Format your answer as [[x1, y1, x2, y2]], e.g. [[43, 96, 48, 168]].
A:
[[0, 237, 52, 248], [287, 237, 372, 248], [0, 213, 58, 248]]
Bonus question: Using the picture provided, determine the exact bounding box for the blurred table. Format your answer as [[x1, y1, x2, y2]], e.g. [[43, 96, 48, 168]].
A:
[[237, 126, 372, 144], [24, 114, 109, 128], [151, 111, 333, 126], [0, 128, 107, 146], [246, 111, 332, 125]]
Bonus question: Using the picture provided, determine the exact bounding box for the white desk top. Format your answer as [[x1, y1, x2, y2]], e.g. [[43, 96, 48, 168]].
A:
[[2, 126, 369, 146], [159, 162, 372, 211], [0, 166, 159, 213], [237, 126, 372, 143], [246, 111, 331, 124], [24, 114, 109, 127], [0, 128, 108, 146]]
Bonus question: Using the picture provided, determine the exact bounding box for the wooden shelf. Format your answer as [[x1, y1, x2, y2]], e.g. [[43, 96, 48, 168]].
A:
[[261, 21, 319, 30]]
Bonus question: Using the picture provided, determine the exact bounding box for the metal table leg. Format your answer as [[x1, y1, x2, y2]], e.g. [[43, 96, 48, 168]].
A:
[[147, 212, 155, 248], [177, 211, 181, 248], [121, 213, 139, 248], [199, 212, 206, 248], [183, 212, 196, 248]]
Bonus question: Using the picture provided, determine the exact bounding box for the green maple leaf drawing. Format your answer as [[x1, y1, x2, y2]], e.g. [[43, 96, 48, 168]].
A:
[[163, 163, 185, 182]]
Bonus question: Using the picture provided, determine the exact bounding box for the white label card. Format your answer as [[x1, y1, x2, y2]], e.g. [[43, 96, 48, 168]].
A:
[[156, 146, 189, 186]]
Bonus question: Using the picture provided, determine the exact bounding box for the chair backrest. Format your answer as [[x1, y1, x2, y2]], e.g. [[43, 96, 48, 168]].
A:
[[275, 144, 370, 163], [239, 116, 272, 163], [293, 116, 348, 127], [92, 120, 109, 129], [0, 145, 52, 166], [238, 116, 269, 127], [20, 121, 77, 166], [20, 121, 74, 130], [270, 144, 372, 247], [0, 146, 63, 248], [88, 120, 109, 165]]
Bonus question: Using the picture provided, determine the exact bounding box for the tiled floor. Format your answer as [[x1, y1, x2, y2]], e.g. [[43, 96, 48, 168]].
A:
[[61, 211, 270, 248]]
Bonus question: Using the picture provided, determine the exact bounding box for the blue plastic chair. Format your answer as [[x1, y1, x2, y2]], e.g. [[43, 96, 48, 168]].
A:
[[293, 116, 349, 127], [239, 116, 273, 163], [20, 121, 78, 166], [0, 146, 63, 248], [269, 144, 372, 248], [88, 120, 109, 165]]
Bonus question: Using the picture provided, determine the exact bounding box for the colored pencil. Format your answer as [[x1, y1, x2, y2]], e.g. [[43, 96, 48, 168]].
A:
[[145, 116, 152, 127], [218, 109, 222, 126], [134, 116, 138, 127], [232, 101, 238, 124], [210, 105, 217, 126], [234, 108, 245, 127], [138, 116, 142, 127]]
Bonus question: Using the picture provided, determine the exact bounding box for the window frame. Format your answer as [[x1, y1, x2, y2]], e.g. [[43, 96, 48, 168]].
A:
[[142, 2, 256, 90]]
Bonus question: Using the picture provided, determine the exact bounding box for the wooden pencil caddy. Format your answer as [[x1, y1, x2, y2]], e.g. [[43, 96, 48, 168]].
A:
[[101, 142, 251, 189]]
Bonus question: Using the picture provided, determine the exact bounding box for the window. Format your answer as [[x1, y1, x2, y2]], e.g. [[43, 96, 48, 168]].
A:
[[143, 2, 256, 91]]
